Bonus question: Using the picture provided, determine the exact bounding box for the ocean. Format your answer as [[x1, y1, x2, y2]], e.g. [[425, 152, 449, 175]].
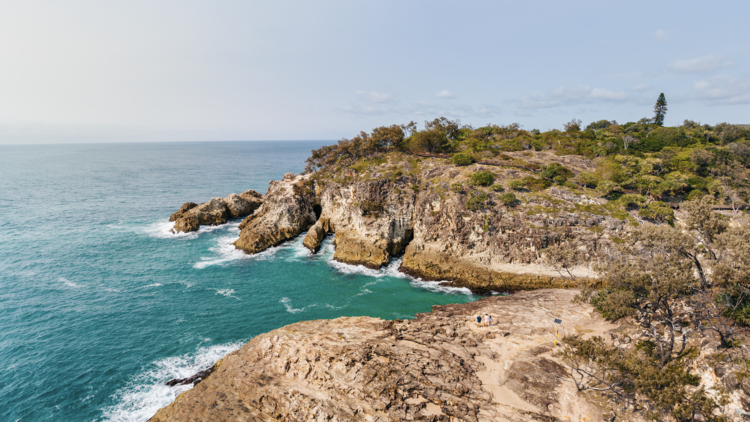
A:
[[0, 141, 478, 422]]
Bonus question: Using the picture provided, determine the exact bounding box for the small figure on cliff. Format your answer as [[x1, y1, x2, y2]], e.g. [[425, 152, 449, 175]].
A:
[[484, 314, 492, 327], [476, 315, 482, 326]]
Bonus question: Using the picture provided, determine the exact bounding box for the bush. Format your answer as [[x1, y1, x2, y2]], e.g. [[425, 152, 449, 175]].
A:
[[524, 177, 552, 191], [466, 191, 489, 211], [450, 183, 464, 193], [638, 201, 675, 225], [490, 184, 504, 192], [470, 171, 494, 186], [574, 172, 599, 188], [620, 193, 647, 209], [497, 192, 518, 207], [451, 152, 475, 166], [509, 179, 527, 191], [540, 163, 574, 184], [391, 170, 403, 181]]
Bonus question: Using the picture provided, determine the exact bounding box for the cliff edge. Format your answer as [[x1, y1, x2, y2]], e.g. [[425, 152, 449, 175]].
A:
[[149, 289, 620, 422]]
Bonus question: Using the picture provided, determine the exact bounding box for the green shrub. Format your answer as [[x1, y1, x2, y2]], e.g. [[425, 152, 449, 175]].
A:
[[574, 172, 599, 188], [497, 192, 518, 207], [685, 189, 705, 201], [451, 152, 475, 166], [524, 177, 552, 191], [540, 163, 574, 184], [470, 171, 494, 186], [596, 180, 623, 199], [620, 193, 647, 208], [450, 183, 464, 193], [638, 201, 674, 225], [466, 191, 489, 211], [391, 170, 403, 181], [508, 179, 527, 191], [490, 183, 504, 192]]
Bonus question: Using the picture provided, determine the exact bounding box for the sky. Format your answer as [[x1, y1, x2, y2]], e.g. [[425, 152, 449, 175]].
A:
[[0, 0, 748, 144]]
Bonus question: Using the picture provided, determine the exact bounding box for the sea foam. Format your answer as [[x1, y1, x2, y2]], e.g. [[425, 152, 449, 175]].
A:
[[100, 342, 243, 422]]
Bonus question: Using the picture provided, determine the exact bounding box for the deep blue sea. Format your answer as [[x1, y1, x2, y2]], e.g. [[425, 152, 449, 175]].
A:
[[0, 141, 478, 422]]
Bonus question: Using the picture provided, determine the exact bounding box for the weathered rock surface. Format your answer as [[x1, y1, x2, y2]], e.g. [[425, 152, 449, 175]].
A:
[[149, 289, 620, 422], [233, 173, 318, 253], [302, 218, 328, 252], [170, 190, 264, 233]]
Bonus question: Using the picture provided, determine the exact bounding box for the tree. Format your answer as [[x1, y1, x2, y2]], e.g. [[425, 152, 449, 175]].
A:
[[564, 118, 582, 132], [653, 93, 668, 126]]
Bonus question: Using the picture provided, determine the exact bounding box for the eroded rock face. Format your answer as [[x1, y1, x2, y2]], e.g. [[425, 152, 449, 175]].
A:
[[317, 177, 417, 268], [233, 173, 317, 253], [302, 218, 328, 252], [170, 190, 264, 233], [149, 289, 618, 422]]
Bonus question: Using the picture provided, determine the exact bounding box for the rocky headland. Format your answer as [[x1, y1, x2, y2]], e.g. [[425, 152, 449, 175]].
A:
[[232, 151, 622, 293], [170, 190, 264, 233]]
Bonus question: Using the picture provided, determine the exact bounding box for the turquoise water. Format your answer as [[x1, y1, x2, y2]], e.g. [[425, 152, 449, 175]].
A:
[[0, 141, 478, 422]]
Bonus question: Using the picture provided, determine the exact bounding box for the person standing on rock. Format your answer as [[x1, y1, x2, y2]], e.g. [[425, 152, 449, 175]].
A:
[[477, 315, 482, 327], [484, 314, 490, 327]]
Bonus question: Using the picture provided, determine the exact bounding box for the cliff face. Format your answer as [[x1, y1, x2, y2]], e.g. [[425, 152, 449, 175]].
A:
[[149, 289, 620, 422], [243, 151, 631, 292]]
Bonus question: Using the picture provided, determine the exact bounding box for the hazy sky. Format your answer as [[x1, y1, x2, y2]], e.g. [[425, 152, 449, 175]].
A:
[[1, 1, 748, 144]]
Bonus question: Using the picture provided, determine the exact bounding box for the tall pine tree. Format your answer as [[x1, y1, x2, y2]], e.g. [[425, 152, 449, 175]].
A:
[[653, 93, 668, 126]]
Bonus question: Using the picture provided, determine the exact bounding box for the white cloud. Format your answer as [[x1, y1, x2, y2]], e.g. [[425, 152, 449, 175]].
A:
[[654, 29, 669, 41], [693, 75, 750, 105], [435, 90, 457, 99], [355, 90, 395, 103], [668, 55, 735, 73], [631, 84, 651, 92], [519, 85, 628, 109]]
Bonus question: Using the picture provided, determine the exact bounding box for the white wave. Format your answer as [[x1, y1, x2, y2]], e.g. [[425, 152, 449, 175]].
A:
[[145, 283, 162, 288], [327, 257, 409, 279], [145, 220, 233, 240], [100, 341, 243, 422], [279, 297, 307, 314], [193, 226, 287, 269], [328, 257, 474, 296], [409, 279, 474, 296], [211, 288, 239, 300], [59, 277, 81, 288]]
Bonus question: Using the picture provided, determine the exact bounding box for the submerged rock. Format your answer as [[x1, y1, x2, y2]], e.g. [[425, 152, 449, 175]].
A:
[[170, 190, 264, 233], [149, 289, 618, 422]]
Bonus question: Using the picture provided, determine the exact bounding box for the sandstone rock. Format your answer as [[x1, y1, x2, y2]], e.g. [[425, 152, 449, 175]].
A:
[[224, 190, 263, 218], [169, 202, 197, 222], [302, 219, 328, 252], [170, 190, 264, 233], [233, 174, 317, 253], [149, 289, 618, 422]]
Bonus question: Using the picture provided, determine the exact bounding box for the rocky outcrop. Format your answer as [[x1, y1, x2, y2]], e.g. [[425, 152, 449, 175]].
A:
[[149, 289, 621, 422], [302, 218, 328, 252], [170, 190, 264, 233], [317, 177, 416, 268], [233, 173, 318, 253]]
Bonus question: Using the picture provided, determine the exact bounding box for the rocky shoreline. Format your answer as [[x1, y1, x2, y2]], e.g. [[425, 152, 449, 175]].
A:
[[149, 289, 619, 422]]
